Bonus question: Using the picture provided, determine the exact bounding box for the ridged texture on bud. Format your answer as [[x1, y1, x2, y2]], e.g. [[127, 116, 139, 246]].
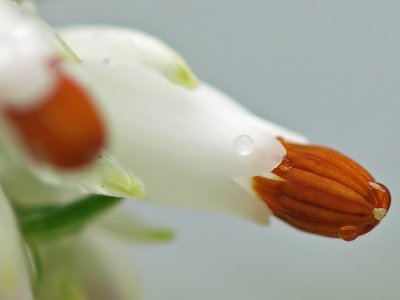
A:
[[253, 138, 391, 241]]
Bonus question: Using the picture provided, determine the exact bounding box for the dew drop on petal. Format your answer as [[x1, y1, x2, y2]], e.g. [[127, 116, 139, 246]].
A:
[[338, 225, 359, 241], [372, 208, 387, 221], [234, 135, 254, 156], [368, 181, 391, 212]]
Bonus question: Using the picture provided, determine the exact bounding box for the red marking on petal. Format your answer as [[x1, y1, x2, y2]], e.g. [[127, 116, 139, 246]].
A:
[[4, 72, 105, 169]]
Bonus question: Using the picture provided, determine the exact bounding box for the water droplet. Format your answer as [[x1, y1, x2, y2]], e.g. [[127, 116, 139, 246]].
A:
[[372, 208, 387, 221], [234, 135, 254, 156], [278, 157, 293, 172], [368, 182, 391, 212], [338, 225, 359, 241]]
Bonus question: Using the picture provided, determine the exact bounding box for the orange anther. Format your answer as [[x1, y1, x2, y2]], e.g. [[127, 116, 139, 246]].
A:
[[4, 72, 105, 169]]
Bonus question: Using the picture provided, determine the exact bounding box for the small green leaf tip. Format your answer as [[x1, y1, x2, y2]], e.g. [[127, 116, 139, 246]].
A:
[[17, 195, 122, 241], [59, 26, 200, 89], [144, 229, 175, 241], [106, 226, 175, 243], [164, 63, 199, 89], [98, 151, 145, 199]]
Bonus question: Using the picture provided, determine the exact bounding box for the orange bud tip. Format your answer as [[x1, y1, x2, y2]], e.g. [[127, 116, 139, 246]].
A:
[[4, 72, 106, 169], [252, 137, 391, 241]]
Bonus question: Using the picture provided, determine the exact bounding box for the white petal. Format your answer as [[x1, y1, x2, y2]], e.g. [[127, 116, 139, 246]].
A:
[[60, 26, 199, 88], [36, 230, 141, 300], [64, 60, 306, 223], [0, 149, 145, 206], [0, 186, 33, 300], [0, 155, 80, 206], [11, 0, 37, 13], [0, 0, 57, 108], [31, 150, 145, 199], [95, 202, 175, 243]]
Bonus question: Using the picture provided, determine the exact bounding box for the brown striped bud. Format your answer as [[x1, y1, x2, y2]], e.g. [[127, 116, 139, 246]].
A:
[[252, 138, 391, 241]]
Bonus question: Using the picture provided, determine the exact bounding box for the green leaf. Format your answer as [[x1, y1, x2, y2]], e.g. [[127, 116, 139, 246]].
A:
[[17, 195, 122, 241]]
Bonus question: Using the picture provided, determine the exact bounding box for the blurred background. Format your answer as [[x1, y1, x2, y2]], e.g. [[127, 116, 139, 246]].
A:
[[39, 1, 399, 299]]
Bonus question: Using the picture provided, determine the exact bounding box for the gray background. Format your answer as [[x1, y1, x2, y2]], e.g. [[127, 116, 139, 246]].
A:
[[39, 1, 399, 299]]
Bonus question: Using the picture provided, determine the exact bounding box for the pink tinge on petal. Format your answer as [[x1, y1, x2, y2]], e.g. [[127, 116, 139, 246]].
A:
[[3, 71, 106, 169]]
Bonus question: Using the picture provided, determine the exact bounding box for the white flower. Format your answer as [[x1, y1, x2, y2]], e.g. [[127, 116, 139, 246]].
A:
[[0, 2, 168, 299], [0, 12, 301, 297], [0, 1, 308, 297], [5, 0, 390, 299], [0, 0, 144, 201], [60, 25, 306, 223], [0, 0, 303, 224]]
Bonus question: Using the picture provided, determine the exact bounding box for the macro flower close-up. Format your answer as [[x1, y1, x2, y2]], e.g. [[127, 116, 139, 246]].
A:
[[1, 0, 399, 299]]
